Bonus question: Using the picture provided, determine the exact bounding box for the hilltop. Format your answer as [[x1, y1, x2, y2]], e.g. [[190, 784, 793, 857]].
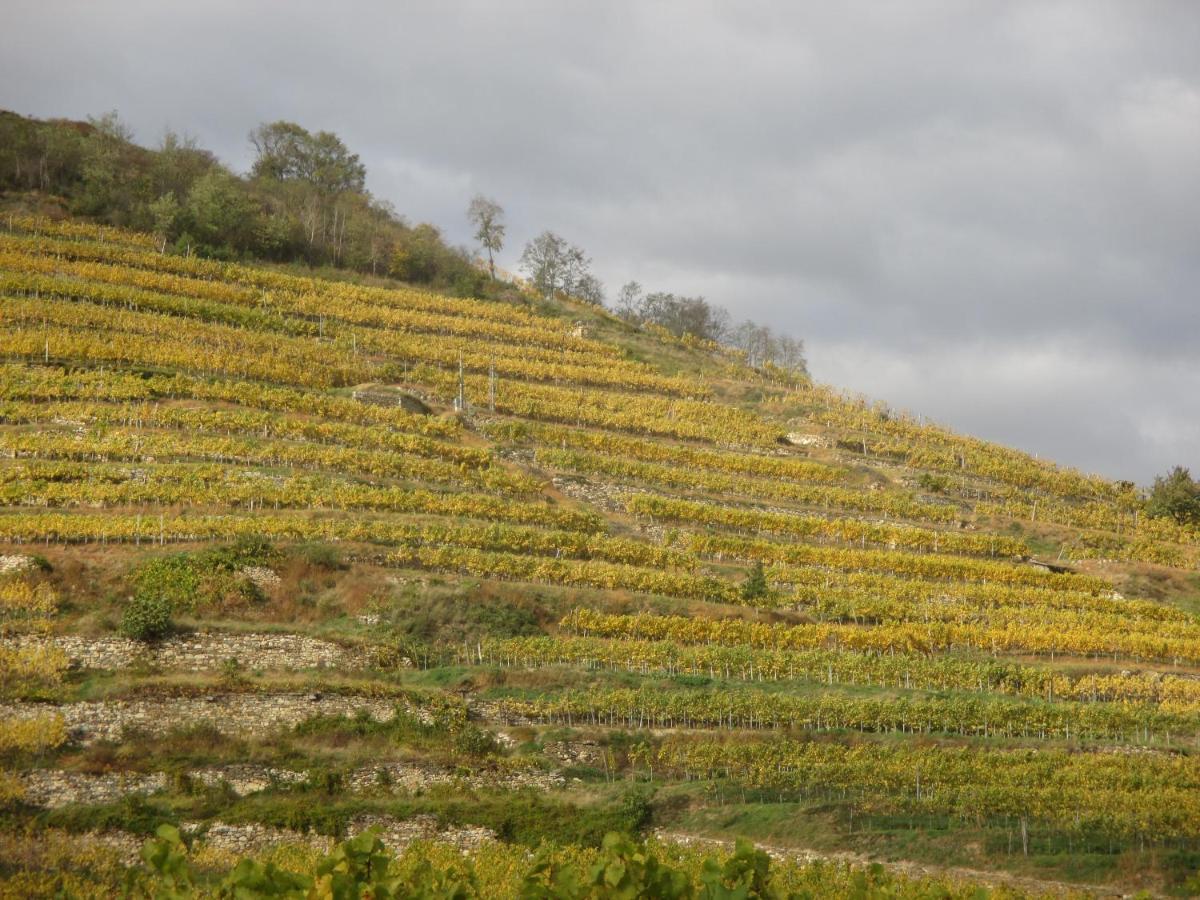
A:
[[1, 212, 1199, 898]]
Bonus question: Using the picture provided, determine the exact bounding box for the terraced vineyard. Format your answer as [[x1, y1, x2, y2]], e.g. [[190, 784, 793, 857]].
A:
[[2, 216, 1200, 897]]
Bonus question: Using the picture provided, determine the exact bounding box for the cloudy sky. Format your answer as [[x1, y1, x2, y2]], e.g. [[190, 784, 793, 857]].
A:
[[3, 1, 1198, 483]]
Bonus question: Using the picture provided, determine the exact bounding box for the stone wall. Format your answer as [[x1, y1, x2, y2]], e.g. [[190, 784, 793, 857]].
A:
[[20, 770, 170, 808], [0, 692, 405, 744], [68, 814, 495, 868], [21, 761, 563, 809], [190, 765, 309, 795], [181, 814, 494, 857], [3, 632, 363, 672], [0, 554, 37, 576], [344, 814, 494, 854], [541, 739, 604, 767], [182, 820, 333, 855], [346, 762, 563, 794]]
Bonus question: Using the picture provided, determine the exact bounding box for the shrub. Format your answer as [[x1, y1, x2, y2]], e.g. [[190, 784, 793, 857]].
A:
[[387, 593, 545, 646], [130, 556, 199, 610], [203, 536, 279, 572], [916, 472, 950, 493], [232, 576, 266, 605], [452, 724, 499, 758], [1147, 466, 1200, 526], [740, 560, 769, 601], [295, 542, 346, 570], [120, 593, 174, 642], [0, 713, 66, 756], [219, 657, 249, 688]]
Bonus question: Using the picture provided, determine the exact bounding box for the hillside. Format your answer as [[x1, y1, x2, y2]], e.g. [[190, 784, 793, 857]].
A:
[[2, 215, 1200, 897]]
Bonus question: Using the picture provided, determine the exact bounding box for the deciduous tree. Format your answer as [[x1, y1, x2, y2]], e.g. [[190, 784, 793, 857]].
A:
[[467, 194, 505, 279]]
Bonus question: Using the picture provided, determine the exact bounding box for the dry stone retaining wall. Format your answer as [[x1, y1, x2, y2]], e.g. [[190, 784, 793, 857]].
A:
[[20, 770, 170, 808], [345, 814, 494, 854], [183, 820, 333, 855], [347, 762, 563, 794], [68, 815, 496, 869], [0, 554, 37, 576], [189, 765, 309, 795], [179, 814, 494, 858], [22, 762, 563, 808], [0, 693, 404, 744], [2, 632, 362, 672]]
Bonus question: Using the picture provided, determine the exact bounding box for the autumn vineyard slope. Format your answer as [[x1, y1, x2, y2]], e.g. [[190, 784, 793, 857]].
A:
[[1, 215, 1199, 898]]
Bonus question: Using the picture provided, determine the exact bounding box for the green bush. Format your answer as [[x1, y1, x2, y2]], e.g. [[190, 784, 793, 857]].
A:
[[295, 541, 347, 570], [40, 794, 176, 837], [203, 536, 279, 572], [126, 540, 277, 615], [452, 724, 499, 758], [387, 593, 546, 645], [131, 556, 199, 611], [740, 561, 769, 601], [120, 593, 174, 642], [1147, 466, 1200, 526], [916, 472, 951, 494]]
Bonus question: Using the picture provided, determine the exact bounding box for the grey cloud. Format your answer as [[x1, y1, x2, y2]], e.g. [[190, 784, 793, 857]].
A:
[[2, 0, 1197, 481]]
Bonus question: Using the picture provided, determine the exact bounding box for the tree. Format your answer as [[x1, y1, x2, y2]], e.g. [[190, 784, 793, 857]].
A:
[[619, 285, 648, 324], [148, 191, 180, 252], [727, 320, 806, 375], [611, 273, 806, 374], [249, 121, 365, 194], [772, 334, 808, 376], [74, 111, 138, 220], [741, 560, 769, 601], [624, 291, 727, 342], [574, 272, 606, 306], [342, 193, 399, 275], [182, 171, 258, 256], [519, 230, 592, 300], [249, 121, 366, 255], [390, 223, 445, 283], [1146, 466, 1200, 526], [150, 130, 217, 201], [730, 320, 771, 367], [467, 194, 505, 279]]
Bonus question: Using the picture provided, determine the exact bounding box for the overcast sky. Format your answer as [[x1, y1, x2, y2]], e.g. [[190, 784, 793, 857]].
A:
[[3, 1, 1198, 484]]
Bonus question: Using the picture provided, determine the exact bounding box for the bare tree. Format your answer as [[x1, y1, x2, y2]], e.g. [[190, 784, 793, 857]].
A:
[[730, 320, 772, 367], [619, 286, 648, 321], [574, 272, 606, 306], [519, 230, 593, 300], [614, 278, 806, 374], [467, 194, 505, 279]]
